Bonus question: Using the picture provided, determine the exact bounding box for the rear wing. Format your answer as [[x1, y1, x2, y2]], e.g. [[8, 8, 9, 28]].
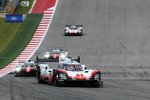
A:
[[65, 25, 83, 28], [36, 56, 58, 62], [59, 53, 80, 65], [47, 48, 68, 52]]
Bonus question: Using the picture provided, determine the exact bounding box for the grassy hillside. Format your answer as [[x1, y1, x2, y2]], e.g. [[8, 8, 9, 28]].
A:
[[0, 18, 21, 52], [0, 14, 42, 69]]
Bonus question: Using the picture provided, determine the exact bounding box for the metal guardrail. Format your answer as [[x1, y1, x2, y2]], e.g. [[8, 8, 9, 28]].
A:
[[0, 0, 9, 12], [8, 0, 19, 13], [12, 0, 19, 10], [0, 0, 19, 13]]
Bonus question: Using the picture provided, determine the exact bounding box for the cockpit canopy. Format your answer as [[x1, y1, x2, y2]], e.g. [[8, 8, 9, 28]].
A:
[[51, 50, 60, 54], [24, 62, 36, 67], [70, 25, 78, 30], [60, 64, 84, 71]]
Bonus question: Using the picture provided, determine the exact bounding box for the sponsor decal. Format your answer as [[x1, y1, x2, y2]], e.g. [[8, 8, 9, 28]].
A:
[[76, 74, 85, 80], [5, 14, 23, 23]]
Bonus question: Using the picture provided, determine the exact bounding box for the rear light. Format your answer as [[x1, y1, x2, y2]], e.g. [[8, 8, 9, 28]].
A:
[[26, 67, 31, 73]]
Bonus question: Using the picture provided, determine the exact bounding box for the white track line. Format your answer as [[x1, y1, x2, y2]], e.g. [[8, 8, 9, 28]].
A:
[[29, 0, 37, 13]]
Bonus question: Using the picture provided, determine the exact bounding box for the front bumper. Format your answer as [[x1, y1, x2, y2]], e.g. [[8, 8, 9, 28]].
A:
[[65, 32, 82, 36], [57, 79, 102, 85], [68, 32, 81, 35]]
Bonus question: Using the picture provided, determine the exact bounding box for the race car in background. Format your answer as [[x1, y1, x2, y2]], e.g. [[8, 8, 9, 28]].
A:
[[15, 59, 37, 76], [39, 48, 68, 62], [64, 25, 83, 36], [36, 53, 103, 87]]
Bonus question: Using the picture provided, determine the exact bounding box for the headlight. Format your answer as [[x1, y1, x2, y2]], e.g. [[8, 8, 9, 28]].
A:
[[66, 30, 69, 33], [15, 66, 21, 72], [59, 73, 67, 80], [94, 73, 100, 80], [78, 31, 81, 33]]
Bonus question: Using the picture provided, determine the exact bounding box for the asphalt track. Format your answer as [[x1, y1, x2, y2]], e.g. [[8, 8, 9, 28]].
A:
[[1, 0, 150, 100]]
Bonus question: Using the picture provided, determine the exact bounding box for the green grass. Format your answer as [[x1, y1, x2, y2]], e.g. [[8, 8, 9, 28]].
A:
[[0, 18, 21, 52], [0, 0, 42, 69], [15, 0, 34, 14], [0, 14, 42, 69]]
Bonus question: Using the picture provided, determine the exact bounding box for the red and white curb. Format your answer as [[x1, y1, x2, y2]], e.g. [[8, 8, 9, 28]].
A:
[[0, 0, 59, 77]]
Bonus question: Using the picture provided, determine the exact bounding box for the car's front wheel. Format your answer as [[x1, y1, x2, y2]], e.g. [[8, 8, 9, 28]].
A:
[[53, 75, 60, 86], [64, 30, 68, 36], [37, 70, 44, 83]]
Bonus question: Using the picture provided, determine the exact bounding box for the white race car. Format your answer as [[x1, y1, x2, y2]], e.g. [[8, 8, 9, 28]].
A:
[[64, 25, 83, 36], [42, 48, 68, 62], [36, 53, 103, 87], [15, 59, 37, 76]]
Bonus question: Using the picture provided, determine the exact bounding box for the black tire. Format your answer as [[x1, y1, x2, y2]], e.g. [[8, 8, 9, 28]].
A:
[[53, 75, 60, 86], [15, 71, 23, 77], [64, 32, 68, 36], [37, 69, 44, 83], [100, 81, 103, 88], [53, 70, 64, 87], [36, 56, 39, 62], [90, 81, 103, 88], [53, 70, 58, 86], [77, 56, 80, 63], [15, 73, 20, 77]]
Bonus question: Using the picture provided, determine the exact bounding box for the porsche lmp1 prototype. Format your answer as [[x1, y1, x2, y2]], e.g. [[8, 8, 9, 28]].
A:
[[15, 59, 37, 76], [64, 25, 83, 36], [36, 53, 103, 87], [42, 48, 68, 62]]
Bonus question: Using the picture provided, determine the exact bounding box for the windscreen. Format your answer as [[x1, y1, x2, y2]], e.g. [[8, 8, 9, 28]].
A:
[[65, 64, 83, 71]]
